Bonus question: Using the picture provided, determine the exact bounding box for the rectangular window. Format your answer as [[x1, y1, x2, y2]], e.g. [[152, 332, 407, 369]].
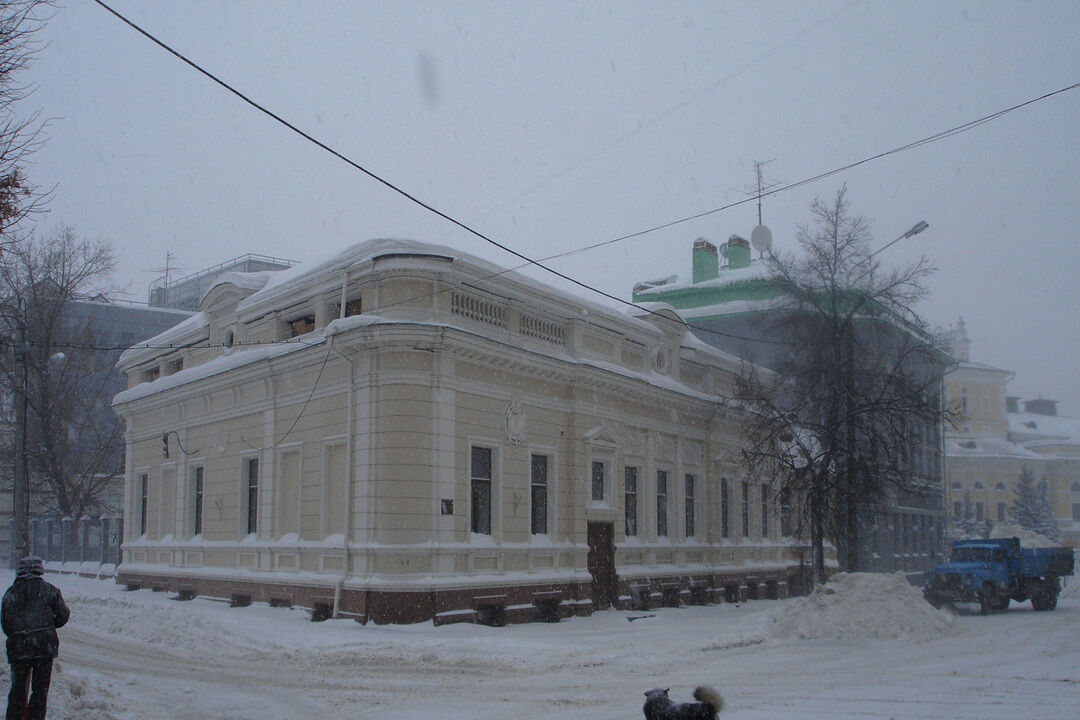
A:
[[742, 481, 750, 537], [591, 460, 605, 502], [684, 474, 695, 538], [624, 467, 638, 537], [192, 465, 204, 536], [530, 454, 548, 535], [720, 479, 730, 539], [344, 298, 362, 317], [656, 470, 668, 537], [471, 446, 493, 535], [139, 473, 149, 536], [975, 501, 984, 522], [760, 484, 769, 538], [781, 498, 793, 537], [997, 503, 1007, 523], [952, 501, 962, 520], [246, 458, 259, 535], [1073, 504, 1080, 522]]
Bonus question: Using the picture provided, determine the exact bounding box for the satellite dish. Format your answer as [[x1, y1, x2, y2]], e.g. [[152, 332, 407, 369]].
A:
[[751, 224, 773, 254]]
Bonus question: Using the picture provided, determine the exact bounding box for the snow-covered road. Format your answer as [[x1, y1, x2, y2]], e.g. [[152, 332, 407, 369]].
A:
[[6, 572, 1078, 719]]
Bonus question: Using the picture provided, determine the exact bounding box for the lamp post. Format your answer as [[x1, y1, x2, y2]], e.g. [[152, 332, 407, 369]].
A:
[[870, 220, 929, 258], [10, 317, 28, 565]]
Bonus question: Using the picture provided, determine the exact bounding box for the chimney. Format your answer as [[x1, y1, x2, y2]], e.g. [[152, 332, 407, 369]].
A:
[[951, 317, 971, 362], [726, 234, 751, 270], [692, 238, 719, 283]]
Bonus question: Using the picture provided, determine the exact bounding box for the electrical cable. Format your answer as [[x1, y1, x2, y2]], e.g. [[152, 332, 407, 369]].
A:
[[89, 1, 1080, 348], [86, 0, 787, 346]]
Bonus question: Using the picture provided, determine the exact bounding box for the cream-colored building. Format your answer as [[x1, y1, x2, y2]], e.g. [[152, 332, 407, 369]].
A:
[[944, 319, 1080, 549], [113, 239, 807, 624]]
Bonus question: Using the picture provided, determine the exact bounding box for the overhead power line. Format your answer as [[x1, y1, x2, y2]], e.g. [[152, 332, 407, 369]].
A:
[[534, 79, 1080, 265], [89, 0, 784, 346], [92, 1, 1079, 348]]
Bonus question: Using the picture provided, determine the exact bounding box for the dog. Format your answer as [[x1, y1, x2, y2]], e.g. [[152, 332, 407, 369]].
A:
[[642, 686, 723, 720]]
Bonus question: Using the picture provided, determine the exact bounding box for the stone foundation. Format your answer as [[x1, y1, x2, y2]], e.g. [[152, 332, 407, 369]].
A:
[[116, 564, 807, 625]]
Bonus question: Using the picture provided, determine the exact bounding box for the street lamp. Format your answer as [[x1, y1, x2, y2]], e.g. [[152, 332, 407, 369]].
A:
[[870, 220, 930, 258], [11, 344, 66, 567]]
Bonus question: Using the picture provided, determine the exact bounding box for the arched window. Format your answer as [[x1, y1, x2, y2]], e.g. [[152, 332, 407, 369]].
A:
[[1071, 481, 1080, 493], [950, 480, 962, 490], [995, 482, 1005, 491], [973, 481, 984, 490]]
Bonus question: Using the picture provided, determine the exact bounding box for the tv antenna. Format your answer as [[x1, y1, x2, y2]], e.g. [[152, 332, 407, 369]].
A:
[[147, 251, 183, 288], [732, 160, 780, 256], [744, 159, 780, 226]]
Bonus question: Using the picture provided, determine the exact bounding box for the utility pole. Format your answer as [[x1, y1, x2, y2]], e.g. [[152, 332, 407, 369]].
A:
[[10, 310, 29, 565]]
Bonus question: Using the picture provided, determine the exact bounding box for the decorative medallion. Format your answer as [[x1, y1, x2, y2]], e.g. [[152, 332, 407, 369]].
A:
[[683, 440, 703, 467], [656, 434, 675, 461], [626, 429, 646, 457], [504, 398, 527, 447]]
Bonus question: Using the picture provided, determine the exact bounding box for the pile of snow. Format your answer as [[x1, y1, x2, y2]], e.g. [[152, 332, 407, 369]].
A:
[[987, 523, 1059, 548], [0, 664, 123, 720], [768, 572, 959, 641]]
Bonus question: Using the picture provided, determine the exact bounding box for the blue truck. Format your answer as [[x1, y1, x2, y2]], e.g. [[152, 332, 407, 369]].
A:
[[923, 537, 1074, 613]]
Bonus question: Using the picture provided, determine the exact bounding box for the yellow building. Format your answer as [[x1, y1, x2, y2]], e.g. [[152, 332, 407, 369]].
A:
[[944, 319, 1080, 548], [112, 239, 809, 624]]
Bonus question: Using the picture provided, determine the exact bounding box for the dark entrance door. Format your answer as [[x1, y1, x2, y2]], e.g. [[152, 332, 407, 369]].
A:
[[587, 521, 617, 610]]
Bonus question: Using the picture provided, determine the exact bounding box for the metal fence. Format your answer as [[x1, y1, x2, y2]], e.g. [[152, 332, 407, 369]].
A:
[[30, 516, 123, 569]]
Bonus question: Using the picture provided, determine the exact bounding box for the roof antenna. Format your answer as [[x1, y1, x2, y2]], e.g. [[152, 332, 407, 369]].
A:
[[740, 160, 779, 257]]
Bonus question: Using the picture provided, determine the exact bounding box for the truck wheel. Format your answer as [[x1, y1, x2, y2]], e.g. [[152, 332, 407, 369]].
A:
[[1033, 588, 1058, 611]]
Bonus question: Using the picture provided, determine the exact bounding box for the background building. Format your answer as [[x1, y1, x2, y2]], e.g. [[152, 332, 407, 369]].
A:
[[1, 299, 191, 566], [148, 253, 297, 311], [632, 235, 949, 573], [943, 320, 1080, 548]]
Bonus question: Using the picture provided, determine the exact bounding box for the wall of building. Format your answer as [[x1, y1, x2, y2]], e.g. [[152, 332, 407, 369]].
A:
[[114, 242, 810, 624]]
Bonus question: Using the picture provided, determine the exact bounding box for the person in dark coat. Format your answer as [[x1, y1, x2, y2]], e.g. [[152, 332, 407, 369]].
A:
[[2, 557, 69, 720]]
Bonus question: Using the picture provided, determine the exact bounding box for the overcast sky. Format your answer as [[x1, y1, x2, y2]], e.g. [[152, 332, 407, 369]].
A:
[[21, 1, 1080, 414]]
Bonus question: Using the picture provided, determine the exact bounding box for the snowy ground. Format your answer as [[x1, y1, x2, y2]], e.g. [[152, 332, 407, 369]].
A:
[[2, 571, 1077, 720]]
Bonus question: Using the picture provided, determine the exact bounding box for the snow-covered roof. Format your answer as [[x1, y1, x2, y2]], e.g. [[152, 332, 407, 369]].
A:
[[204, 270, 274, 299], [951, 359, 1013, 375], [945, 434, 1046, 460], [633, 259, 771, 297], [235, 238, 662, 339], [113, 239, 757, 408], [1007, 411, 1080, 446]]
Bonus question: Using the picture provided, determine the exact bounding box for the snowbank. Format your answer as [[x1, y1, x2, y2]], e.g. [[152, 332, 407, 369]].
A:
[[0, 662, 124, 720], [768, 572, 959, 641], [987, 523, 1059, 548]]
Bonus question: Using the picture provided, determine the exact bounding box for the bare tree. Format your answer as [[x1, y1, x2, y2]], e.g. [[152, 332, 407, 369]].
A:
[[736, 186, 953, 582], [0, 226, 120, 517], [0, 1, 52, 243]]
